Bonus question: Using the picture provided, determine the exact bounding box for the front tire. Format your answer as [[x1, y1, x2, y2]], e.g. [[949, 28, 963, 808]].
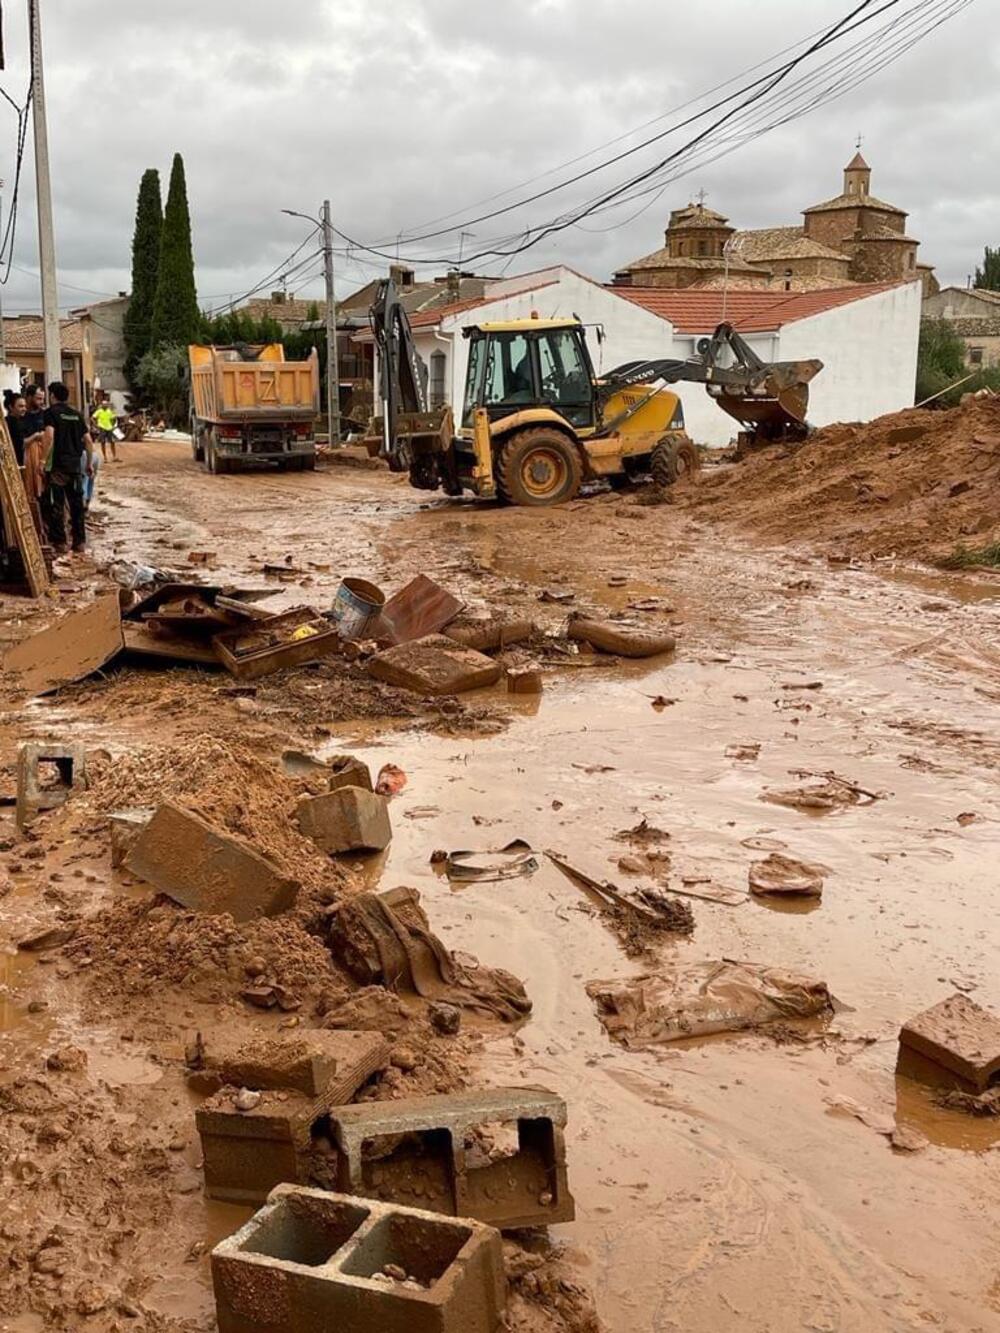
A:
[[496, 428, 582, 507], [650, 435, 700, 488]]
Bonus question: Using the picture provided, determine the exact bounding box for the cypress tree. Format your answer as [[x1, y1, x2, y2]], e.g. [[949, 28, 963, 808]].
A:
[[150, 153, 200, 349], [123, 168, 163, 385], [974, 246, 1000, 292]]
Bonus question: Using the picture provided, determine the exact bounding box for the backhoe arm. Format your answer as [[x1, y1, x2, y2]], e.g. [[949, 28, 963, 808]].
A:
[[602, 322, 823, 444]]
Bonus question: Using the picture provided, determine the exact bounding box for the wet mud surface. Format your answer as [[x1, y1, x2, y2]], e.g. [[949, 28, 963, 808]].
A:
[[3, 440, 1000, 1332]]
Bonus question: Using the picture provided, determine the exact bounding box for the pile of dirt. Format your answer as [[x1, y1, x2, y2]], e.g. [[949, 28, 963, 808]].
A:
[[64, 896, 347, 1010], [679, 395, 1000, 563]]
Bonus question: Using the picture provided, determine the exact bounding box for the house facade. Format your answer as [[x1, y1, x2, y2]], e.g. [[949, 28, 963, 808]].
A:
[[1, 317, 94, 408], [922, 286, 1000, 369], [365, 265, 921, 448], [73, 295, 130, 403]]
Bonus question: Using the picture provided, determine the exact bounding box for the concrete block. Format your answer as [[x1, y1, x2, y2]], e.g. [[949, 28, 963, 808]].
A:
[[126, 801, 298, 922], [109, 807, 154, 869], [897, 993, 1000, 1092], [506, 666, 543, 695], [196, 1030, 389, 1205], [368, 635, 502, 696], [296, 787, 391, 854], [16, 741, 87, 830], [212, 1184, 506, 1333], [327, 754, 374, 793], [329, 1087, 575, 1230], [205, 1029, 389, 1100]]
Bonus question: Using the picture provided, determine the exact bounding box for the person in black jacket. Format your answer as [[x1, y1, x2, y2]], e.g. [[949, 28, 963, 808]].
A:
[[42, 381, 94, 554], [5, 393, 31, 465]]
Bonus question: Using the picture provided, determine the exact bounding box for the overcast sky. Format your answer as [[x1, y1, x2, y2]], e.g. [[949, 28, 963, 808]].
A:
[[0, 0, 995, 318]]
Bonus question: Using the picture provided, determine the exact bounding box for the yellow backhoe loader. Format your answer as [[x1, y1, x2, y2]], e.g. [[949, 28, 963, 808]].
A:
[[367, 279, 823, 507]]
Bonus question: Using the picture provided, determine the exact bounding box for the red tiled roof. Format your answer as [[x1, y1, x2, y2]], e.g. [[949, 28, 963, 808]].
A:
[[407, 279, 561, 328], [614, 281, 908, 334]]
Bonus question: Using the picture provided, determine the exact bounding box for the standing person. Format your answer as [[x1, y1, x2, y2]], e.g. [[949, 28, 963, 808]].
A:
[[42, 382, 93, 555], [5, 392, 30, 464], [92, 398, 119, 462], [23, 382, 46, 439]]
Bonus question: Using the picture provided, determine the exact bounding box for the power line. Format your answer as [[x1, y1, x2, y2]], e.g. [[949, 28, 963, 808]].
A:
[[330, 0, 971, 268]]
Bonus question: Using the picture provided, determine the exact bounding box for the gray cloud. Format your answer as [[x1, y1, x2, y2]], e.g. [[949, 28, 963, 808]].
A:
[[0, 0, 995, 318]]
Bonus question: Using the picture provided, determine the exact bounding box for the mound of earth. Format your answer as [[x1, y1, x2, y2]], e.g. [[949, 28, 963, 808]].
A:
[[681, 395, 1000, 564]]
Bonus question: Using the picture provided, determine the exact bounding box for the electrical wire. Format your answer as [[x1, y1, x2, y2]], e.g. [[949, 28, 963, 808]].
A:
[[345, 0, 904, 255], [204, 241, 324, 316], [331, 0, 971, 268]]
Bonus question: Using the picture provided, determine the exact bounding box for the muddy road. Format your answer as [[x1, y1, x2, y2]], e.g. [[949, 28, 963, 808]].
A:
[[3, 439, 1000, 1333]]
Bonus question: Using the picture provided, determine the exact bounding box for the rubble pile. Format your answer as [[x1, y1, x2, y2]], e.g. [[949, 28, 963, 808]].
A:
[[682, 396, 1000, 562]]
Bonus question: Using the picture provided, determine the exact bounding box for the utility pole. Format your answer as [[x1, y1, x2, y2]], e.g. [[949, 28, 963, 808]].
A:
[[0, 189, 7, 364], [27, 0, 60, 387], [321, 200, 341, 445]]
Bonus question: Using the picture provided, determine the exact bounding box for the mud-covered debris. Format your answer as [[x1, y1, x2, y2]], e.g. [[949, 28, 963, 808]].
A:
[[538, 588, 574, 604], [297, 787, 392, 854], [568, 615, 675, 659], [328, 754, 374, 792], [726, 742, 761, 760], [587, 960, 833, 1048], [897, 992, 1000, 1092], [429, 1002, 461, 1035], [614, 816, 670, 845], [506, 665, 543, 694], [935, 1086, 1000, 1116], [748, 852, 825, 898], [127, 801, 299, 920], [368, 634, 502, 695], [327, 887, 531, 1023], [761, 770, 883, 812], [374, 763, 407, 796], [446, 841, 538, 883], [649, 694, 676, 709], [17, 925, 78, 952]]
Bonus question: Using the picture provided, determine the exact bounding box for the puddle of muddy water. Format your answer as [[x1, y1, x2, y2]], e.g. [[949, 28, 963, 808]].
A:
[[322, 647, 1000, 1331]]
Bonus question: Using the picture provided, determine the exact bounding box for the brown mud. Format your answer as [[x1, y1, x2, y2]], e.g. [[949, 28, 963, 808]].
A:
[[678, 395, 1000, 565], [2, 439, 1000, 1332]]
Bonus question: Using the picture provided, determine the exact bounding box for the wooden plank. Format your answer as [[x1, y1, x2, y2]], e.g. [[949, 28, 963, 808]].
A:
[[0, 414, 49, 598]]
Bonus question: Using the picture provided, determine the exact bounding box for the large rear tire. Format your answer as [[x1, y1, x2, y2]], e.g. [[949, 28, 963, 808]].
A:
[[496, 428, 583, 507], [650, 435, 700, 488]]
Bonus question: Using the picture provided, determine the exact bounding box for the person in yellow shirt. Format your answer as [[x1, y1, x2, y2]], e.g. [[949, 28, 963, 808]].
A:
[[92, 399, 119, 462]]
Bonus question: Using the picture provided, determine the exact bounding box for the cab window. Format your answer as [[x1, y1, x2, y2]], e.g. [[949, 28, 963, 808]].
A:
[[483, 334, 533, 406], [537, 329, 593, 424]]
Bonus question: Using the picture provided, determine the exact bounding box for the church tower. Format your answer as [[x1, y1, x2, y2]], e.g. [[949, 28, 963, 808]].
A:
[[843, 150, 872, 198]]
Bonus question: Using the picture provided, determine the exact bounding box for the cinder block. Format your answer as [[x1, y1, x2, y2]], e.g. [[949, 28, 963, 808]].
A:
[[897, 993, 1000, 1092], [196, 1030, 389, 1205], [329, 1087, 575, 1230], [109, 808, 154, 869], [212, 1184, 506, 1333], [16, 741, 87, 830], [327, 755, 374, 793], [125, 801, 298, 922], [296, 787, 391, 854]]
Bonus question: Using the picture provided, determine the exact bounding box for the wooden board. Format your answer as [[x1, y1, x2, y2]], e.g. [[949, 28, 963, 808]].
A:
[[0, 414, 49, 597]]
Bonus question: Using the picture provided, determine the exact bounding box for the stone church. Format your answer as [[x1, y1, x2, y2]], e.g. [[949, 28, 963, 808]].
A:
[[612, 151, 936, 296]]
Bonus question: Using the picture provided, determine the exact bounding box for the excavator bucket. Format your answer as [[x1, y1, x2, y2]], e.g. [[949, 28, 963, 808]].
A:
[[711, 357, 822, 441]]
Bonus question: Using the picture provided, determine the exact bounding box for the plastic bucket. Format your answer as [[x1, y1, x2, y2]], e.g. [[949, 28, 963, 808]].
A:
[[331, 577, 385, 640]]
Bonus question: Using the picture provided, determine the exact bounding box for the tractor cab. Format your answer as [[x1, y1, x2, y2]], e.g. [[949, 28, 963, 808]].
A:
[[461, 320, 597, 432]]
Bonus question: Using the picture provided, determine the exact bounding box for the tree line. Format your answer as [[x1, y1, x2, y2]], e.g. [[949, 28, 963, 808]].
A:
[[122, 157, 324, 421]]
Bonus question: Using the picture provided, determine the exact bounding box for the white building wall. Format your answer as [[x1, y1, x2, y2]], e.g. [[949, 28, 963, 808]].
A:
[[429, 269, 676, 423], [778, 280, 921, 430], [410, 270, 921, 449]]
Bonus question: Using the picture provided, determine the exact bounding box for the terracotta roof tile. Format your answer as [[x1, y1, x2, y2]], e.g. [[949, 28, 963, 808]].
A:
[[616, 249, 760, 275], [803, 192, 905, 216], [613, 281, 908, 334], [733, 226, 849, 263], [2, 317, 85, 353]]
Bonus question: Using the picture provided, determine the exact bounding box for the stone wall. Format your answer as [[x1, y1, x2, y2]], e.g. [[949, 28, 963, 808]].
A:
[[847, 238, 918, 284]]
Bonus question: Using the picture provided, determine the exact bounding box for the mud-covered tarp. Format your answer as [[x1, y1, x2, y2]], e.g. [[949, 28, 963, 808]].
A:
[[587, 959, 832, 1048]]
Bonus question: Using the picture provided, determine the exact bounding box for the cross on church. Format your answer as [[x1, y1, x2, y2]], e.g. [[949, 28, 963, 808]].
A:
[[695, 188, 708, 206], [856, 132, 864, 151]]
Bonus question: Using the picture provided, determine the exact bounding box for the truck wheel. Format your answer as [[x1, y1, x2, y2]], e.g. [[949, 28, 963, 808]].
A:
[[191, 418, 204, 462], [650, 435, 700, 488], [205, 436, 217, 473], [496, 429, 582, 507]]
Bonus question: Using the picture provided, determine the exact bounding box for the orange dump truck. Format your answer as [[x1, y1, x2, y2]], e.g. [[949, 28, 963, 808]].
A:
[[188, 343, 320, 473]]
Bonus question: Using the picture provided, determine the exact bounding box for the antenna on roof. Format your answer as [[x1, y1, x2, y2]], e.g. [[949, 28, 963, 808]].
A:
[[721, 233, 745, 323]]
